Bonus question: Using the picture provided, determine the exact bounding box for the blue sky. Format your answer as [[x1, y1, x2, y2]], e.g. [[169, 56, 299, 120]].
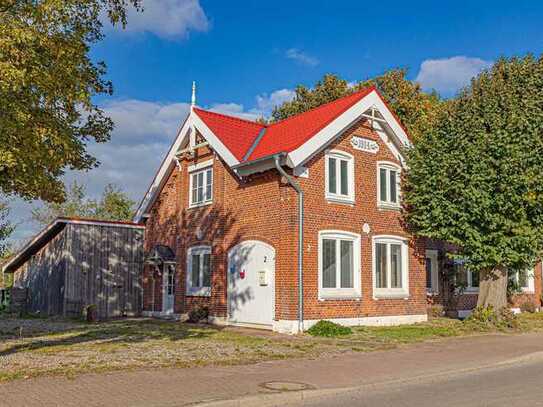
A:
[[8, 0, 543, 243]]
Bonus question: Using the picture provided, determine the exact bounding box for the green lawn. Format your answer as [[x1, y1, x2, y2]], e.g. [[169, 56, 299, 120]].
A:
[[1, 313, 543, 382]]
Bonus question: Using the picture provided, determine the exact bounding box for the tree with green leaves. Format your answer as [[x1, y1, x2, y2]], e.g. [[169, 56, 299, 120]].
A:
[[403, 55, 543, 310], [272, 70, 445, 140], [0, 200, 14, 290], [0, 201, 14, 259], [0, 0, 141, 203], [32, 181, 135, 226]]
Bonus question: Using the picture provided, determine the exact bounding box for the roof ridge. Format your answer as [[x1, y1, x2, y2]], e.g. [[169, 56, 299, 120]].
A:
[[267, 85, 376, 128], [193, 107, 267, 127]]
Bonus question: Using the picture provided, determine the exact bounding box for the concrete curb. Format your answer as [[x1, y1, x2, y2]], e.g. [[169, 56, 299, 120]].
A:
[[200, 350, 543, 407]]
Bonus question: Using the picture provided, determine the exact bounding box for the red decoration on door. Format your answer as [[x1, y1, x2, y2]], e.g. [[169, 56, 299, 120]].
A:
[[240, 269, 246, 279]]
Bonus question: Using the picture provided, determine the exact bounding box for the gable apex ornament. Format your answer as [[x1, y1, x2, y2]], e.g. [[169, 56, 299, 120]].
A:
[[191, 81, 196, 107]]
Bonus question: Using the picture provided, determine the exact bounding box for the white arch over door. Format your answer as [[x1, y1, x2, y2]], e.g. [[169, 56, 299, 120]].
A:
[[227, 240, 275, 327]]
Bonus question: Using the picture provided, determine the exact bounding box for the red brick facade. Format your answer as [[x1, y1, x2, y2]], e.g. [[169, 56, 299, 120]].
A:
[[142, 116, 427, 329]]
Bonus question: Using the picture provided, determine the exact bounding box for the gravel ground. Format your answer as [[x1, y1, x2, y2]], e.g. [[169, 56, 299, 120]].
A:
[[0, 317, 335, 382]]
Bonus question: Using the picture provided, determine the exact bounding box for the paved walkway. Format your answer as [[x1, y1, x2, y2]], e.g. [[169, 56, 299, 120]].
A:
[[1, 332, 543, 406]]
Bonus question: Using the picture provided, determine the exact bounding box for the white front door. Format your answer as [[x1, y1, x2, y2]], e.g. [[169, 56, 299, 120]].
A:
[[162, 263, 175, 314], [228, 241, 275, 326]]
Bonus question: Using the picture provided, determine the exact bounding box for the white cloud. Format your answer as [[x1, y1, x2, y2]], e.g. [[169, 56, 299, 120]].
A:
[[209, 103, 260, 121], [285, 48, 319, 67], [415, 56, 492, 96], [115, 0, 210, 39], [102, 99, 190, 144], [209, 88, 296, 120], [253, 89, 296, 116]]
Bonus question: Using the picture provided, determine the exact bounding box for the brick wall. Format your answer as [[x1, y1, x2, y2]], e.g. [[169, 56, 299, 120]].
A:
[[143, 116, 427, 321]]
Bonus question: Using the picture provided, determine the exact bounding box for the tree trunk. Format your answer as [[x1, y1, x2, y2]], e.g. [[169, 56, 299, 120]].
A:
[[477, 266, 508, 309]]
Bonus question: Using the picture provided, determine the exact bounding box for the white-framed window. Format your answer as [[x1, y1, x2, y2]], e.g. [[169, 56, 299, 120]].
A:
[[425, 249, 439, 294], [325, 150, 355, 204], [454, 260, 479, 292], [509, 268, 535, 293], [373, 235, 409, 298], [186, 246, 212, 296], [377, 162, 401, 209], [189, 160, 213, 207], [318, 230, 361, 299]]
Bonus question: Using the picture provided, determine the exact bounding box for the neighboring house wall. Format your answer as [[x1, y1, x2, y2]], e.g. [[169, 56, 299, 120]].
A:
[[425, 239, 542, 315], [17, 223, 144, 319], [143, 116, 426, 325]]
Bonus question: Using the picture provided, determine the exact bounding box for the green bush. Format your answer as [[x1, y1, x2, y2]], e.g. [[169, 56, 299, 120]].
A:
[[188, 306, 209, 323], [466, 306, 518, 329], [307, 320, 352, 337], [428, 305, 444, 319]]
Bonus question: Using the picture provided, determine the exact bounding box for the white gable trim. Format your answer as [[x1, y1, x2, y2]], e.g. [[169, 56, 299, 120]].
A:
[[287, 91, 412, 168], [133, 110, 241, 222]]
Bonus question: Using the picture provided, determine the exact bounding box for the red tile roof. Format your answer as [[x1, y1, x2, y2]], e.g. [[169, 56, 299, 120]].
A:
[[193, 107, 265, 161], [193, 86, 376, 164]]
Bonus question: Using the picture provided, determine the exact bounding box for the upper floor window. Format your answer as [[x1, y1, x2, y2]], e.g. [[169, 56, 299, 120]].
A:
[[189, 160, 213, 207], [377, 162, 400, 208], [318, 230, 361, 299], [186, 246, 212, 296], [325, 150, 354, 204], [373, 236, 409, 298]]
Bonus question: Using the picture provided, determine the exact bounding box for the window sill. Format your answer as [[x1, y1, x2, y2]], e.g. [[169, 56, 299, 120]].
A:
[[374, 290, 409, 300], [186, 288, 211, 297], [319, 289, 361, 301], [319, 296, 362, 301], [188, 201, 213, 210], [325, 195, 355, 205], [377, 202, 401, 211], [426, 290, 439, 296]]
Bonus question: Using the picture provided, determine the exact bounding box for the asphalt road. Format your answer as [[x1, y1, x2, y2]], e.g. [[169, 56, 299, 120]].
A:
[[285, 356, 543, 407]]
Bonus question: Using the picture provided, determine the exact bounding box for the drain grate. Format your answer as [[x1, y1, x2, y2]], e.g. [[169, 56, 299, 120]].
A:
[[261, 381, 315, 392]]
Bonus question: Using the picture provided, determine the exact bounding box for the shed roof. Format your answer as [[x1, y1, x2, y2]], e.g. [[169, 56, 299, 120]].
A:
[[2, 217, 144, 274]]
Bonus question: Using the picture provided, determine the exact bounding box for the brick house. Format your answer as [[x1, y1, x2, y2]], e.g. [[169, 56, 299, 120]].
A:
[[424, 240, 542, 317], [134, 86, 428, 334]]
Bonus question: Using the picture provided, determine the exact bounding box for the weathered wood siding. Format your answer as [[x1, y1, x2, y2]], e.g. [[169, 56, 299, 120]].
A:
[[21, 223, 144, 319], [64, 223, 144, 319], [24, 229, 66, 316]]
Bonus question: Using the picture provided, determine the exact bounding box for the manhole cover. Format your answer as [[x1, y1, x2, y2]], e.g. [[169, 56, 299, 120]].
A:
[[261, 381, 314, 392]]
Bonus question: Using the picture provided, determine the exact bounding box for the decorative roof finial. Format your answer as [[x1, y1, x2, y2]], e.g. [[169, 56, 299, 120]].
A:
[[191, 81, 196, 107]]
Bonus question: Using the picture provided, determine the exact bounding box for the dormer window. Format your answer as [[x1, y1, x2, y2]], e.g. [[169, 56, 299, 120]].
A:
[[377, 162, 401, 209], [189, 160, 213, 207], [325, 150, 354, 204]]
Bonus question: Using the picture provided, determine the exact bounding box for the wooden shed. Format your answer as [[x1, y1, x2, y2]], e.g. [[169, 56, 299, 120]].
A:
[[2, 217, 145, 319]]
